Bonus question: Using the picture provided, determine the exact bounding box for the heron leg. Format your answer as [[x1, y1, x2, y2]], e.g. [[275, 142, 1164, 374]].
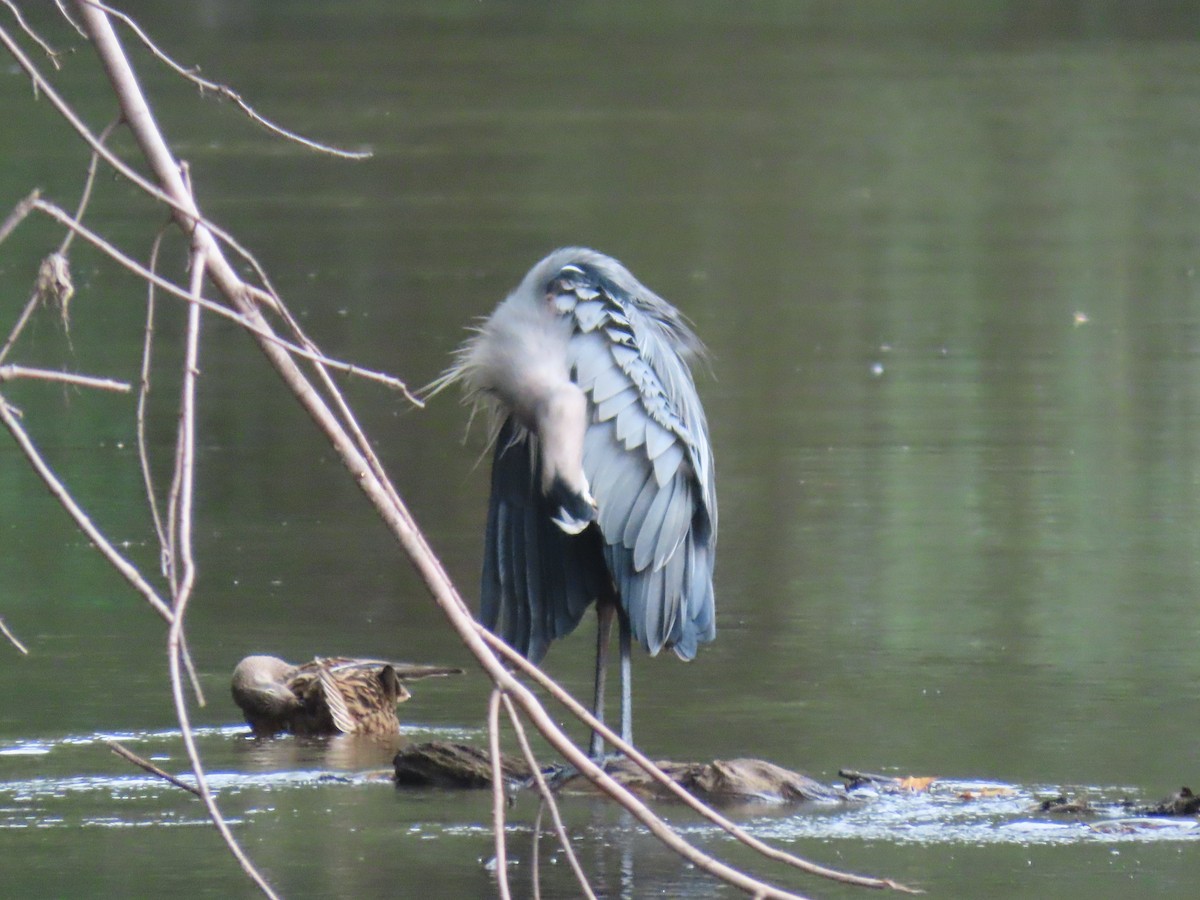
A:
[[589, 601, 615, 759], [618, 606, 632, 748]]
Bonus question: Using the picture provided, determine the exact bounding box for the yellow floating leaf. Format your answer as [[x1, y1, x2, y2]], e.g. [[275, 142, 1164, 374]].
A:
[[959, 787, 1017, 801]]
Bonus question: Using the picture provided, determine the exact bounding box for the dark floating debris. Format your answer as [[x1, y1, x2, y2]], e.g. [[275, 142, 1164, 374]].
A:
[[1133, 785, 1200, 818], [390, 744, 1198, 836], [557, 756, 847, 804], [394, 741, 844, 804], [1037, 793, 1093, 815], [839, 769, 941, 795], [1037, 785, 1200, 820], [394, 742, 532, 789]]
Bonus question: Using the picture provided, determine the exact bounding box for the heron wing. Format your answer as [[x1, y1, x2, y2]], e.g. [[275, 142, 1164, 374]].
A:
[[552, 264, 717, 658], [482, 416, 609, 663]]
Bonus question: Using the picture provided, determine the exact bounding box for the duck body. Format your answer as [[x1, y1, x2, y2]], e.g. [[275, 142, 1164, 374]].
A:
[[231, 655, 461, 737]]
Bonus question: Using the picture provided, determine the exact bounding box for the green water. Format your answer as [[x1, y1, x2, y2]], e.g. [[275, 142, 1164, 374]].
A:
[[2, 2, 1200, 897]]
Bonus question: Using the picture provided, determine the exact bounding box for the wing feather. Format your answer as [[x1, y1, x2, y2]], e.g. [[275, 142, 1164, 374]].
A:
[[615, 403, 646, 447], [318, 668, 357, 734], [652, 441, 685, 485], [481, 417, 605, 663], [597, 387, 640, 422]]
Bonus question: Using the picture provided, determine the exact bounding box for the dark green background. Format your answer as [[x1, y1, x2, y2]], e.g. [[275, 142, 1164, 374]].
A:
[[2, 2, 1199, 896]]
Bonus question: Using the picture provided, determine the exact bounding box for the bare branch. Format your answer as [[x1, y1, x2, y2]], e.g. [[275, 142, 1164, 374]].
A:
[[1, 0, 63, 68], [1, 16, 414, 414], [61, 117, 121, 256], [24, 4, 907, 896], [481, 654, 818, 898], [0, 117, 115, 362], [158, 247, 273, 895], [530, 799, 545, 900], [30, 198, 420, 400], [0, 20, 352, 317], [488, 689, 513, 900], [105, 740, 201, 797], [165, 248, 202, 604], [0, 395, 174, 623], [0, 290, 41, 367], [138, 227, 171, 570], [502, 692, 596, 900], [2, 119, 111, 361], [0, 189, 40, 247], [85, 0, 370, 159], [178, 639, 206, 708], [0, 365, 130, 392], [168, 243, 207, 705], [478, 626, 918, 893], [53, 0, 87, 37], [0, 192, 44, 368], [0, 615, 29, 655]]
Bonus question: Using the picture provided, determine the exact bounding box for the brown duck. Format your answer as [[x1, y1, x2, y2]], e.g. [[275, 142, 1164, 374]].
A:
[[231, 655, 462, 738]]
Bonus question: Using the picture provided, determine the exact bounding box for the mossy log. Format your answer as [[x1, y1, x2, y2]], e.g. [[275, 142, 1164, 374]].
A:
[[393, 741, 845, 804], [393, 742, 533, 788]]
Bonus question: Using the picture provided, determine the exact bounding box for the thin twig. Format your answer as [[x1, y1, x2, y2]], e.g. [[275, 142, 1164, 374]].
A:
[[479, 645, 817, 899], [0, 365, 130, 392], [170, 245, 207, 707], [138, 226, 170, 573], [0, 0, 62, 68], [159, 246, 267, 892], [488, 689, 513, 900], [134, 227, 204, 707], [478, 626, 918, 893], [0, 20, 372, 344], [0, 189, 40, 247], [0, 288, 42, 367], [0, 191, 44, 368], [0, 616, 29, 655], [105, 739, 201, 796], [86, 0, 371, 159], [165, 250, 202, 607], [0, 0, 377, 377], [2, 119, 116, 359], [530, 796, 544, 900], [53, 0, 87, 38], [30, 199, 419, 400], [502, 693, 595, 900], [0, 395, 174, 624], [61, 117, 121, 256], [3, 12, 412, 419], [50, 5, 900, 896], [178, 639, 206, 708]]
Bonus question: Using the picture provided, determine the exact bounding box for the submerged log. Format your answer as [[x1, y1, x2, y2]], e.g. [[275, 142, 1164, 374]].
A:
[[393, 741, 846, 804], [1136, 786, 1200, 817], [553, 756, 846, 804], [393, 741, 532, 788]]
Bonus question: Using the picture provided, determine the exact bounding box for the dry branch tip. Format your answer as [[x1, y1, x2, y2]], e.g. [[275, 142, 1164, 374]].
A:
[[0, 615, 30, 655]]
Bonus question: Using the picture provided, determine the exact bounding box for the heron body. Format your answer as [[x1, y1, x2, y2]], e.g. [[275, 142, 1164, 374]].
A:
[[445, 248, 717, 754], [230, 655, 462, 737]]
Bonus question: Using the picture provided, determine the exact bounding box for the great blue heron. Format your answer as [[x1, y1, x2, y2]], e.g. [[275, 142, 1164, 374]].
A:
[[439, 248, 717, 756]]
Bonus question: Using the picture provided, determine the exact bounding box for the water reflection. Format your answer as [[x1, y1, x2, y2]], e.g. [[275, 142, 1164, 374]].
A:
[[233, 732, 406, 775], [4, 1, 1200, 898]]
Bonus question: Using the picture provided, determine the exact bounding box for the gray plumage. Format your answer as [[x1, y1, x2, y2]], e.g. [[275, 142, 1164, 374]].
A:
[[437, 248, 717, 751]]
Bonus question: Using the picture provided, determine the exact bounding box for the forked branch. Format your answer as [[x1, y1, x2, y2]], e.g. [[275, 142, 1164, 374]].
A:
[[0, 3, 918, 897]]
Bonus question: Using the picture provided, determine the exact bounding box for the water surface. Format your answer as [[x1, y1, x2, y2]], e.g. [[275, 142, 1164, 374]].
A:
[[2, 2, 1200, 897]]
